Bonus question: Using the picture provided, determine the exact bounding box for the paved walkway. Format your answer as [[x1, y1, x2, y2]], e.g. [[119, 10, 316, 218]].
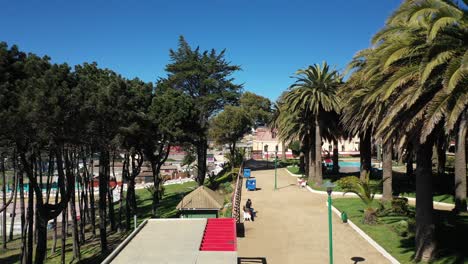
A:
[[237, 168, 390, 264]]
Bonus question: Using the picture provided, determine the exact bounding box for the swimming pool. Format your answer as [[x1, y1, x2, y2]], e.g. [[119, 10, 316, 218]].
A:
[[339, 161, 361, 167]]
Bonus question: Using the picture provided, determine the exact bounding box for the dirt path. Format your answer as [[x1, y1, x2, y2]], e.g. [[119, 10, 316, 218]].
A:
[[237, 168, 391, 264]]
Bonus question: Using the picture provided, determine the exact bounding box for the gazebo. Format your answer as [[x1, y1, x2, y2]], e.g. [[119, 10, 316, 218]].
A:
[[176, 186, 224, 219]]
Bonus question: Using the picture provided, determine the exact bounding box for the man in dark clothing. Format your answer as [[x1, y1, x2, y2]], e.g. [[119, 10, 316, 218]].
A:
[[246, 199, 254, 221]]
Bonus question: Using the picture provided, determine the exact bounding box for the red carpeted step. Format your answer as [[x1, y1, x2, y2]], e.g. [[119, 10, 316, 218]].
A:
[[199, 218, 237, 251]]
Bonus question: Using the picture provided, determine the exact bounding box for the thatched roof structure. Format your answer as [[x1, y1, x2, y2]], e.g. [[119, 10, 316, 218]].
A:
[[176, 186, 224, 210]]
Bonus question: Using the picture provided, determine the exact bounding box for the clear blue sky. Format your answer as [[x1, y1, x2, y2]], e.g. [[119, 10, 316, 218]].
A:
[[1, 0, 401, 101]]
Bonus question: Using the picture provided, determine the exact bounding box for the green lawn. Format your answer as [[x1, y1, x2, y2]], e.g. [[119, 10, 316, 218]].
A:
[[333, 198, 468, 264], [286, 165, 301, 175], [0, 181, 198, 264]]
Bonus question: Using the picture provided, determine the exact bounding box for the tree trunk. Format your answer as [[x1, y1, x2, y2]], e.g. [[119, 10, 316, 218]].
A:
[[281, 141, 286, 161], [1, 155, 7, 249], [414, 139, 436, 262], [89, 158, 96, 237], [196, 139, 207, 185], [332, 139, 339, 174], [26, 175, 34, 264], [382, 141, 393, 201], [406, 151, 414, 177], [34, 207, 47, 264], [315, 116, 323, 185], [61, 207, 67, 264], [98, 150, 108, 252], [107, 168, 116, 232], [9, 176, 18, 241], [359, 130, 372, 180], [436, 135, 447, 177], [454, 112, 467, 213], [69, 187, 80, 260], [308, 130, 316, 184], [125, 179, 135, 229], [20, 169, 26, 264], [301, 137, 309, 176], [51, 189, 59, 254]]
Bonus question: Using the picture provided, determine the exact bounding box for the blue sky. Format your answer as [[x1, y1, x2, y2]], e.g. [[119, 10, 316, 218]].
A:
[[1, 0, 401, 101]]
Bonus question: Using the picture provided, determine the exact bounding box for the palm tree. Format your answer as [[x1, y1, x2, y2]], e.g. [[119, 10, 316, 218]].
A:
[[353, 0, 467, 261], [284, 62, 341, 185]]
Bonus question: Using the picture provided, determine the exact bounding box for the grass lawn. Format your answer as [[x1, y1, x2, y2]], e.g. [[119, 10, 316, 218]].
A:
[[286, 165, 301, 175], [333, 198, 468, 264], [0, 181, 198, 264]]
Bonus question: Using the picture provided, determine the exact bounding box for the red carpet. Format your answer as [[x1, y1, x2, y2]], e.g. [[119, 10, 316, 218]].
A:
[[199, 218, 237, 251]]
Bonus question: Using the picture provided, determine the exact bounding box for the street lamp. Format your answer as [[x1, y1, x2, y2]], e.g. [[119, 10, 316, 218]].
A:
[[274, 145, 278, 190], [323, 181, 336, 264]]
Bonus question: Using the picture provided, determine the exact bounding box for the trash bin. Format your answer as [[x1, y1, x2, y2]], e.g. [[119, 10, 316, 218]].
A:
[[243, 168, 251, 178], [341, 211, 348, 223], [246, 179, 256, 191]]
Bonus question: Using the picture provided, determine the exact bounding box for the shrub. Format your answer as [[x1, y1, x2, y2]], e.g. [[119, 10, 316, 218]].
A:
[[407, 218, 416, 234], [391, 197, 409, 215], [335, 176, 360, 190], [393, 220, 409, 237], [221, 182, 233, 193]]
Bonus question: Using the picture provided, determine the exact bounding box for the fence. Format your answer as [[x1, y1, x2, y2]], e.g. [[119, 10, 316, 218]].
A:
[[231, 162, 244, 223]]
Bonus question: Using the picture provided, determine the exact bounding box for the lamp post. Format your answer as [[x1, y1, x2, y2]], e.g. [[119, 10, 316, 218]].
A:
[[274, 145, 278, 190], [323, 181, 336, 264]]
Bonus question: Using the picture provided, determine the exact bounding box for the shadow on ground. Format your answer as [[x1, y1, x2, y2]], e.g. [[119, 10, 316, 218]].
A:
[[244, 160, 276, 171], [238, 257, 267, 264]]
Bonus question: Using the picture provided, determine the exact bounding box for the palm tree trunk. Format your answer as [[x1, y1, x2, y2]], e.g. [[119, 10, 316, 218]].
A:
[[436, 135, 446, 178], [454, 112, 467, 212], [281, 141, 286, 161], [406, 151, 414, 177], [382, 141, 393, 201], [301, 137, 308, 176], [359, 130, 372, 180], [332, 139, 339, 174], [314, 116, 323, 185], [307, 130, 316, 184], [414, 139, 436, 262]]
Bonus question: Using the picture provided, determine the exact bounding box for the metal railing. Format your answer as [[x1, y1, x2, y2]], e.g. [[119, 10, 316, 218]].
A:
[[231, 162, 244, 223]]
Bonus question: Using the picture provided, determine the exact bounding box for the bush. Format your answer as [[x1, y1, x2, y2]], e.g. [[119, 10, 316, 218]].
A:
[[335, 176, 360, 190], [221, 182, 233, 193], [215, 168, 239, 183], [407, 218, 416, 234], [391, 197, 409, 215], [393, 220, 409, 237]]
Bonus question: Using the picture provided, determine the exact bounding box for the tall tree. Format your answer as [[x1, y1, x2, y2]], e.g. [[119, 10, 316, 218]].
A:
[[165, 36, 242, 185], [284, 62, 341, 185], [210, 105, 252, 166]]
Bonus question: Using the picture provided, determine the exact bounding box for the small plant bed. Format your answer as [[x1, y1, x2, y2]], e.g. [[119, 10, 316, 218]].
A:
[[333, 198, 468, 264]]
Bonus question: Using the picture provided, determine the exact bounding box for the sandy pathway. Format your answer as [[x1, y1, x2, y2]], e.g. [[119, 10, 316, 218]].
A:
[[237, 168, 391, 264]]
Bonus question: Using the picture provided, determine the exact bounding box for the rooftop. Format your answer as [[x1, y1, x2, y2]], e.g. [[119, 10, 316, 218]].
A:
[[176, 186, 224, 210], [108, 219, 237, 264]]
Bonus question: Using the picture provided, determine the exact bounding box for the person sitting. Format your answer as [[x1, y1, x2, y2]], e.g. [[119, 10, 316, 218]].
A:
[[243, 206, 251, 221], [300, 179, 307, 188], [246, 199, 255, 221]]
